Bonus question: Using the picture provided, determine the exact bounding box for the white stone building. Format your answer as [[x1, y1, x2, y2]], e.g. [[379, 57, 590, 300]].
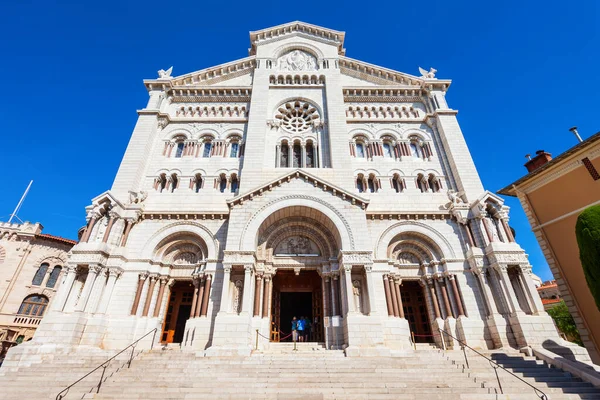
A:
[[6, 22, 568, 360]]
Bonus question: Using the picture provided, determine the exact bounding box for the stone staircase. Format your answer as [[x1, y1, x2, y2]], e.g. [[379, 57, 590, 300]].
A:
[[0, 344, 599, 400]]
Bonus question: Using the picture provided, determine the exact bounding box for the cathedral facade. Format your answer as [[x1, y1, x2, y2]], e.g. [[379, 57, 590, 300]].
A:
[[9, 22, 562, 359]]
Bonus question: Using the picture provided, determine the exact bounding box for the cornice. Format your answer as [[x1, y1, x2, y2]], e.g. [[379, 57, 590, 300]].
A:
[[365, 212, 451, 221], [249, 21, 345, 55], [167, 87, 252, 103], [144, 213, 229, 221], [144, 57, 256, 90]]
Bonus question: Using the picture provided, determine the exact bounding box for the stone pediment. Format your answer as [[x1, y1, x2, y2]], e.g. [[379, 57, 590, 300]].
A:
[[249, 21, 346, 56], [227, 169, 369, 210]]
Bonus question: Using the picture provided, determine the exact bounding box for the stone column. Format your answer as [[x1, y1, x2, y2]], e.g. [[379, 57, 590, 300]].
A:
[[102, 213, 118, 243], [97, 268, 122, 314], [461, 223, 476, 248], [497, 266, 521, 315], [253, 274, 262, 317], [195, 276, 205, 318], [301, 144, 306, 168], [520, 268, 544, 315], [219, 266, 231, 313], [363, 265, 376, 314], [51, 265, 78, 312], [427, 278, 442, 319], [343, 266, 354, 314], [120, 219, 134, 247], [480, 269, 501, 315], [190, 277, 200, 318], [437, 276, 453, 318], [75, 265, 101, 312], [242, 266, 254, 313], [84, 269, 107, 313], [501, 218, 515, 242], [153, 277, 167, 318], [81, 216, 99, 243], [262, 275, 271, 318], [200, 274, 212, 317], [287, 143, 292, 168], [275, 144, 281, 168], [448, 275, 465, 317], [393, 277, 405, 319], [324, 276, 331, 317], [142, 275, 158, 317], [130, 273, 148, 315], [331, 274, 339, 316], [383, 275, 394, 317]]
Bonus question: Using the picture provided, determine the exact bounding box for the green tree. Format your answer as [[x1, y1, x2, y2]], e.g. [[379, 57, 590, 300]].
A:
[[575, 205, 600, 311], [546, 301, 583, 346]]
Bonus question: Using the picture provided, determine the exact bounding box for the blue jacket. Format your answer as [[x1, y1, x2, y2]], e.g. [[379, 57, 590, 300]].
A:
[[291, 320, 298, 331]]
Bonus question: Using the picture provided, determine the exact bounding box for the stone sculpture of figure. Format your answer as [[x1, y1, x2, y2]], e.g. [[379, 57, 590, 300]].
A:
[[352, 280, 362, 313], [158, 66, 173, 79], [418, 67, 437, 79], [446, 190, 463, 205], [278, 50, 317, 71], [483, 213, 501, 242], [233, 280, 243, 314]]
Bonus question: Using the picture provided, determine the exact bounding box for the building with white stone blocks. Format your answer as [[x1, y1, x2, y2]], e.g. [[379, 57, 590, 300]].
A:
[[5, 22, 577, 365]]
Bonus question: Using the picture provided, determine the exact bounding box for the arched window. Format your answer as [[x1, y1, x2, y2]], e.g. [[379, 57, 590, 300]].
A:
[[170, 174, 179, 193], [428, 174, 440, 193], [367, 174, 378, 193], [293, 143, 302, 168], [356, 143, 365, 158], [194, 174, 203, 193], [219, 174, 227, 193], [392, 174, 404, 193], [279, 142, 289, 167], [410, 142, 420, 158], [306, 142, 315, 168], [174, 142, 185, 158], [203, 140, 212, 158], [230, 142, 239, 158], [383, 142, 393, 158], [157, 174, 167, 193], [18, 295, 49, 317], [32, 263, 48, 286], [356, 176, 365, 193], [230, 174, 239, 193], [46, 266, 62, 288], [417, 174, 426, 193]]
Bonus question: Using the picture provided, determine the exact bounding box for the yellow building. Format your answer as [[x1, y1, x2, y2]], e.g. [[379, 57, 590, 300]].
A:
[[499, 130, 600, 364]]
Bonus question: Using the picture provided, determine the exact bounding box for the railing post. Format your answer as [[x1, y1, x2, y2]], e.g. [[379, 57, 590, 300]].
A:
[[255, 329, 259, 350], [151, 328, 157, 350], [411, 331, 416, 350], [439, 328, 446, 351], [97, 364, 107, 393], [462, 345, 469, 369], [128, 345, 136, 368]]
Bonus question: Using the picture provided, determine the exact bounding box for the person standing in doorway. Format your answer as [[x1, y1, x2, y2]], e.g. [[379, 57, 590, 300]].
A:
[[297, 316, 305, 342], [291, 317, 298, 343], [304, 316, 312, 342]]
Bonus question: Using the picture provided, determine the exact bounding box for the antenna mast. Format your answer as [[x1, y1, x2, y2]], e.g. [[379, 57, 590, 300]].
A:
[[8, 180, 33, 224]]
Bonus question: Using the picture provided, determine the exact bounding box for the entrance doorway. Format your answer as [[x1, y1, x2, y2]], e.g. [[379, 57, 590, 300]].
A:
[[161, 281, 194, 344], [401, 280, 433, 343], [271, 270, 323, 342]]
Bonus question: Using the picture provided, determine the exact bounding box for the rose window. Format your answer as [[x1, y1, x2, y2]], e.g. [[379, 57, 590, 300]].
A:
[[275, 100, 319, 133]]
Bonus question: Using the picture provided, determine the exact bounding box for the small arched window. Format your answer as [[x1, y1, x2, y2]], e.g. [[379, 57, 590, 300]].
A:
[[219, 174, 227, 193], [46, 266, 62, 288], [32, 263, 48, 286], [157, 174, 167, 193], [383, 142, 393, 158], [170, 174, 179, 193], [230, 142, 239, 158], [18, 295, 49, 317], [175, 142, 185, 158], [392, 174, 404, 193], [410, 142, 420, 158], [367, 174, 378, 193], [203, 141, 212, 158], [417, 174, 426, 193], [293, 143, 302, 168], [356, 177, 365, 193], [356, 143, 365, 158], [306, 143, 315, 168], [428, 174, 440, 193], [230, 174, 239, 193], [279, 142, 289, 168], [194, 174, 203, 193]]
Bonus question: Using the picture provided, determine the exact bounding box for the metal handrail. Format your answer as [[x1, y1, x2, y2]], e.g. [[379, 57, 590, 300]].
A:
[[56, 328, 157, 400], [437, 328, 548, 400]]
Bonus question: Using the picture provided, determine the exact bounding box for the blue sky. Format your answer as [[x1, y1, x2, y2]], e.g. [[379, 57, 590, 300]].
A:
[[0, 1, 597, 281]]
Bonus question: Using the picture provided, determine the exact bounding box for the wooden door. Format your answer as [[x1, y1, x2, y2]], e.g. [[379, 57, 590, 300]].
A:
[[161, 282, 194, 343], [401, 281, 433, 343]]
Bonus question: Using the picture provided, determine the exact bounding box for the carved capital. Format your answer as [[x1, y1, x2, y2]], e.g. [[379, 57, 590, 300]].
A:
[[108, 268, 123, 278], [138, 272, 149, 281]]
